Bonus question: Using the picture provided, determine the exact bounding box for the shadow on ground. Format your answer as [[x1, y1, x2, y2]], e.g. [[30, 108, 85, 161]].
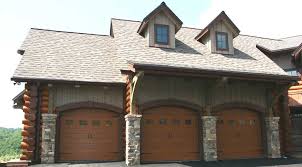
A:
[[31, 158, 302, 167], [178, 158, 302, 167]]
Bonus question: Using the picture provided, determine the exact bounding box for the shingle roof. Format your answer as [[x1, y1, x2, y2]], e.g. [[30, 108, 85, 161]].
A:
[[111, 19, 288, 78], [13, 28, 124, 83], [257, 35, 302, 51], [12, 19, 295, 84]]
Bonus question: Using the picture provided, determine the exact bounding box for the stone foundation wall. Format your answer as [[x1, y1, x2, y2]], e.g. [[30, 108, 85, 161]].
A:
[[202, 116, 217, 161], [41, 114, 57, 163], [265, 117, 281, 158], [125, 114, 142, 166]]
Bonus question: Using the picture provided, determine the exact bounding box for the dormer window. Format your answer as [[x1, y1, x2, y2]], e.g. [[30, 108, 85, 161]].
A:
[[137, 2, 183, 48], [155, 24, 169, 45], [195, 11, 240, 55], [216, 32, 228, 50]]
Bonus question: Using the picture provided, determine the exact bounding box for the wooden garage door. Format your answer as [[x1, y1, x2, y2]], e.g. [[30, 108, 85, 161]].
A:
[[216, 109, 263, 160], [59, 108, 121, 161], [141, 106, 200, 162]]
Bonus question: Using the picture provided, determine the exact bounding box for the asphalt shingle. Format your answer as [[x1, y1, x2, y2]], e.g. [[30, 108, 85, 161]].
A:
[[12, 19, 297, 83]]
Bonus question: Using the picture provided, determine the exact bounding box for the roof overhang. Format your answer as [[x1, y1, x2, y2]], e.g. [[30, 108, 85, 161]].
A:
[[256, 44, 296, 56], [11, 77, 125, 86], [293, 42, 302, 61], [137, 2, 183, 36], [17, 49, 25, 55], [13, 90, 25, 109], [129, 62, 298, 83], [195, 11, 240, 42]]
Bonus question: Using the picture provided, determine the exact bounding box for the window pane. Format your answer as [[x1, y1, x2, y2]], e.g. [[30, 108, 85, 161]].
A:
[[105, 120, 112, 127], [172, 119, 180, 125], [285, 69, 299, 76], [185, 120, 192, 125], [159, 119, 167, 125], [79, 120, 88, 127], [65, 120, 73, 125], [216, 32, 228, 50], [144, 119, 154, 125], [155, 25, 168, 44], [92, 120, 100, 127]]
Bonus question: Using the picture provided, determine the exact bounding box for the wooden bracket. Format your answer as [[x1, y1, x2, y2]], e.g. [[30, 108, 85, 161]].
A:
[[268, 83, 295, 117], [130, 71, 144, 114]]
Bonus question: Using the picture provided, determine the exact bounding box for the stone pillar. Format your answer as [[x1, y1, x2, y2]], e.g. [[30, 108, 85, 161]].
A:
[[125, 114, 142, 166], [202, 116, 217, 161], [41, 113, 57, 163], [265, 117, 281, 158]]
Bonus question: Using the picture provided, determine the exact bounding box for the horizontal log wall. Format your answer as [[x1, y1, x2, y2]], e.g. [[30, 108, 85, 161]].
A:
[[20, 83, 38, 161]]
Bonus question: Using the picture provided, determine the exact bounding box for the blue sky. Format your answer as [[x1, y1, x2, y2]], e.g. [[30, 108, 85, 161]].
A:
[[0, 0, 301, 128], [0, 0, 210, 35]]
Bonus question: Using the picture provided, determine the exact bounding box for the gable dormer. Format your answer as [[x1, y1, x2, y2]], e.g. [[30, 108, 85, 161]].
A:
[[137, 2, 183, 48], [195, 11, 240, 55]]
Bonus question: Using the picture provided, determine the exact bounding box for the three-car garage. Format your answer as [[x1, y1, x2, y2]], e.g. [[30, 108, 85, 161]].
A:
[[57, 105, 264, 162]]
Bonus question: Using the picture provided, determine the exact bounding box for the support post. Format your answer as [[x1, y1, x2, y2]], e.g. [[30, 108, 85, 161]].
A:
[[265, 116, 281, 158], [202, 115, 217, 161], [41, 113, 57, 163], [125, 114, 142, 166]]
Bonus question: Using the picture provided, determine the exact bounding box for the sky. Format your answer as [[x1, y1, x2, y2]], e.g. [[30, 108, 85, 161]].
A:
[[0, 0, 301, 128]]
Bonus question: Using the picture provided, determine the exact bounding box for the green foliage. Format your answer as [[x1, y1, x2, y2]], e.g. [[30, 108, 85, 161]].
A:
[[0, 127, 21, 162]]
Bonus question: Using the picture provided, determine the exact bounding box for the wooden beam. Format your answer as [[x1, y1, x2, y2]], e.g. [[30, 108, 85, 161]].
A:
[[130, 71, 144, 114]]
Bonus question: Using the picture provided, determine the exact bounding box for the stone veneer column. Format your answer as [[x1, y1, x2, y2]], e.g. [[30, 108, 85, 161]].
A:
[[41, 113, 57, 163], [125, 114, 142, 166], [202, 116, 217, 161], [265, 117, 281, 158]]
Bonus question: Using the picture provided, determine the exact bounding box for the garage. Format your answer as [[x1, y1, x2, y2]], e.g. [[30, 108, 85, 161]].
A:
[[215, 109, 263, 160], [141, 106, 200, 162], [58, 108, 121, 161]]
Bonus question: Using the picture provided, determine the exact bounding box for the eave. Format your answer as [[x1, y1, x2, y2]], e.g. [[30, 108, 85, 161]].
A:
[[11, 77, 125, 86], [293, 42, 302, 60], [130, 63, 298, 83], [256, 44, 296, 56]]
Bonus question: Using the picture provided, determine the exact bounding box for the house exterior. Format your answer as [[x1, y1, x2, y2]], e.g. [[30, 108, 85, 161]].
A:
[[11, 2, 300, 166], [258, 37, 302, 157]]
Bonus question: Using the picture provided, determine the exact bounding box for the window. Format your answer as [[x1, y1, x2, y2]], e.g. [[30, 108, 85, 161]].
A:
[[65, 120, 73, 126], [185, 120, 192, 125], [92, 120, 100, 127], [155, 24, 169, 45], [159, 119, 167, 125], [285, 69, 299, 76], [172, 119, 180, 125], [216, 32, 228, 50], [105, 120, 112, 127], [79, 120, 88, 127], [144, 119, 154, 125]]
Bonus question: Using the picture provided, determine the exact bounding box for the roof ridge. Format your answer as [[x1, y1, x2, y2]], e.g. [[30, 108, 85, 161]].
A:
[[181, 26, 202, 30], [279, 35, 302, 39], [239, 34, 282, 41], [111, 18, 141, 23], [30, 28, 110, 37]]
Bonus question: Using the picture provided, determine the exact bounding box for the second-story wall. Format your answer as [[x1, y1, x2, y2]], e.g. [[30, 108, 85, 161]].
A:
[[270, 54, 295, 70]]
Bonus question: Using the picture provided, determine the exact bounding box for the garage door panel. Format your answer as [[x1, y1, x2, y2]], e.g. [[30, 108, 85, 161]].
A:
[[142, 106, 200, 162], [59, 108, 120, 161], [216, 109, 263, 160]]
